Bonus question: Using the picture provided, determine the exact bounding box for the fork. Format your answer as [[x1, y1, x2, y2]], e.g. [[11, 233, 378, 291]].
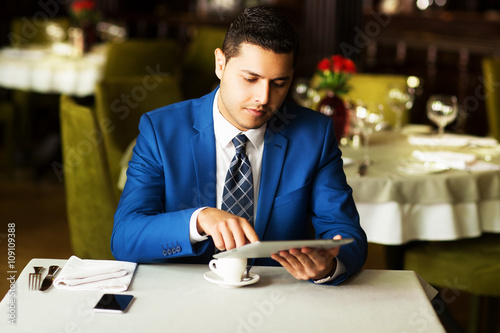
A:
[[29, 266, 44, 291]]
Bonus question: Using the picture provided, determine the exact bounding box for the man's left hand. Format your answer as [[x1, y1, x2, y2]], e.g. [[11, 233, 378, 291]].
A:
[[271, 235, 342, 280]]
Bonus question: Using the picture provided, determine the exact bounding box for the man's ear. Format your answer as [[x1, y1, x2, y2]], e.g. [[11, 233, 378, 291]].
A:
[[214, 48, 225, 79]]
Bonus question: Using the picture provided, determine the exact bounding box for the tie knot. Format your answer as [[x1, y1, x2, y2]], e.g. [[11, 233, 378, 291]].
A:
[[232, 134, 248, 156]]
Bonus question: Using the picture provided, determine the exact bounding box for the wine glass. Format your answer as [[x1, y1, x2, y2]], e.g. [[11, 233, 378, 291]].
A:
[[426, 95, 458, 136], [45, 22, 66, 45], [291, 78, 310, 106], [386, 83, 414, 134], [291, 78, 320, 108], [355, 101, 384, 164]]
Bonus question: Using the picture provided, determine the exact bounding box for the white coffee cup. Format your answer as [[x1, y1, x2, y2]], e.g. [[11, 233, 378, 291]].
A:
[[209, 258, 247, 283]]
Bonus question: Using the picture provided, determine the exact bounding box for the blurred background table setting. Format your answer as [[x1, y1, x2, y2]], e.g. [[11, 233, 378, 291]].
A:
[[291, 54, 500, 254], [0, 43, 107, 97], [340, 130, 500, 272], [0, 2, 127, 98]]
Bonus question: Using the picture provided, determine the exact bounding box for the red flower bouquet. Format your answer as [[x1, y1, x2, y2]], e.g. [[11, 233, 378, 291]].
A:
[[69, 0, 100, 26], [313, 55, 356, 96], [312, 55, 356, 142]]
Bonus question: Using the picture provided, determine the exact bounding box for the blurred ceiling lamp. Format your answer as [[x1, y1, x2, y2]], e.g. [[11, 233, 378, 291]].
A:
[[407, 76, 420, 89], [380, 0, 401, 14], [416, 0, 432, 10]]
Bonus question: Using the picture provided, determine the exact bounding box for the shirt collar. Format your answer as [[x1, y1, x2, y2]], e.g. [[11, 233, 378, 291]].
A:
[[213, 89, 266, 151]]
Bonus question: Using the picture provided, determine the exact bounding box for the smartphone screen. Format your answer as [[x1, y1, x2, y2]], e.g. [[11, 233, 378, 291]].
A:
[[93, 294, 134, 313]]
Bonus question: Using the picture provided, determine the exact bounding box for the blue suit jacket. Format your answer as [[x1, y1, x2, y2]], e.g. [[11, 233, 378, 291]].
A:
[[112, 88, 367, 284]]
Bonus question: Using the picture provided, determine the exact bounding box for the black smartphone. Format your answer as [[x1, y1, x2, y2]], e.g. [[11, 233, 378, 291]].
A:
[[93, 294, 135, 313]]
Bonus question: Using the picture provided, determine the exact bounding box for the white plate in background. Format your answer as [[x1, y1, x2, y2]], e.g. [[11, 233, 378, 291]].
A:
[[342, 157, 355, 167]]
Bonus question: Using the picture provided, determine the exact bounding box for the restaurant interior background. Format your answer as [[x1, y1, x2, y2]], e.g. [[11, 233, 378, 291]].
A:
[[0, 0, 499, 332]]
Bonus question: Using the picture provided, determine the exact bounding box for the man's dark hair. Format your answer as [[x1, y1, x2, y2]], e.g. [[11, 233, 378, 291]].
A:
[[222, 6, 299, 67]]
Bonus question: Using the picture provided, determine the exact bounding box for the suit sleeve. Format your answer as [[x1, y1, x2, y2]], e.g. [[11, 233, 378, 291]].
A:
[[310, 117, 368, 285], [111, 114, 210, 263]]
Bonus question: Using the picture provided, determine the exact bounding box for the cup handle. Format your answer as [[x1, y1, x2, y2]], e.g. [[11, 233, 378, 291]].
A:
[[209, 259, 219, 276]]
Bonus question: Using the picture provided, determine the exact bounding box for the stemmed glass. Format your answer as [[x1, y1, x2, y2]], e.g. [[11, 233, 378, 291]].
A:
[[386, 83, 414, 134], [355, 101, 384, 164], [426, 95, 458, 136], [45, 22, 66, 45], [291, 79, 310, 107], [291, 78, 319, 108]]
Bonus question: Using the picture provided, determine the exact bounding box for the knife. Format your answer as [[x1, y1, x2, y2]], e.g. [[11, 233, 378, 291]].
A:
[[39, 265, 60, 291]]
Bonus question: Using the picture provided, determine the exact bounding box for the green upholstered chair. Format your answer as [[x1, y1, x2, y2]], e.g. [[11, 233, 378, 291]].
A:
[[60, 95, 115, 259], [181, 26, 226, 99], [481, 57, 500, 141], [102, 39, 180, 80], [61, 75, 183, 259], [345, 73, 411, 129], [94, 75, 184, 200], [404, 233, 500, 332]]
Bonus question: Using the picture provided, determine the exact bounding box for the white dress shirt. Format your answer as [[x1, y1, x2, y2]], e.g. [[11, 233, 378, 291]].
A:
[[189, 90, 265, 242]]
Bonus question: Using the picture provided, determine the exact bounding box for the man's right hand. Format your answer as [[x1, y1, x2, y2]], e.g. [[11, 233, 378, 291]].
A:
[[197, 208, 259, 251]]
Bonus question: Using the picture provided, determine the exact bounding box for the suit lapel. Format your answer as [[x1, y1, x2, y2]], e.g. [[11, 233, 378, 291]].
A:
[[255, 129, 288, 239], [191, 92, 217, 208]]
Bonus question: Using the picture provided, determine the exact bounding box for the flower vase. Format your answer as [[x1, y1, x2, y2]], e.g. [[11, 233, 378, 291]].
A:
[[81, 23, 97, 53], [317, 91, 349, 142]]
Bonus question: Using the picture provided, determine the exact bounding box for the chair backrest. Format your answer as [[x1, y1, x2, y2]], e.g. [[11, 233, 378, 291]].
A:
[[481, 57, 500, 141], [345, 73, 410, 127], [59, 95, 115, 259], [94, 75, 184, 198], [102, 39, 180, 79], [181, 26, 226, 99]]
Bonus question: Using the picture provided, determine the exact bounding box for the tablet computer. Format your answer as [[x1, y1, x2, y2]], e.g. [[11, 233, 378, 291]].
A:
[[213, 238, 354, 259]]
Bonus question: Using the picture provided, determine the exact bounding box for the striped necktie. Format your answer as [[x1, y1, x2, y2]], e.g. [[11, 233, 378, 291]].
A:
[[221, 134, 254, 225]]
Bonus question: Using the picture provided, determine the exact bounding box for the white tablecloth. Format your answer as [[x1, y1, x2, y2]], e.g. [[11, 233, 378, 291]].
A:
[[0, 46, 106, 96], [1, 258, 444, 332], [343, 132, 500, 245], [356, 200, 500, 245]]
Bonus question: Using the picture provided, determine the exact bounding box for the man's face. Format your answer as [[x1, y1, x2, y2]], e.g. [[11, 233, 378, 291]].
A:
[[215, 43, 294, 131]]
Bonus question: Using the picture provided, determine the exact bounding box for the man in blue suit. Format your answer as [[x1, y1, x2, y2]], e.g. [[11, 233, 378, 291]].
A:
[[112, 7, 367, 285]]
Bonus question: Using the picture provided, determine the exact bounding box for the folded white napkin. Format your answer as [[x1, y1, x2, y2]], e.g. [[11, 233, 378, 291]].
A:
[[412, 150, 476, 170], [412, 150, 500, 171], [53, 256, 137, 292], [408, 134, 498, 147], [466, 160, 500, 172]]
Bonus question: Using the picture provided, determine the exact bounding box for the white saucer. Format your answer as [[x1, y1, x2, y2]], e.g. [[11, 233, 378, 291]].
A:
[[204, 271, 260, 288]]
